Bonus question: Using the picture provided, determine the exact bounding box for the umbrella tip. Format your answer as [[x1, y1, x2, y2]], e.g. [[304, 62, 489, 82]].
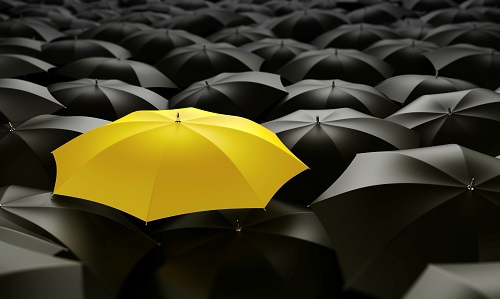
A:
[[205, 81, 209, 86], [447, 108, 452, 115], [175, 112, 181, 123], [8, 122, 14, 132], [467, 178, 475, 191], [315, 115, 320, 124], [95, 78, 98, 86], [235, 219, 242, 232], [280, 40, 284, 47], [332, 80, 335, 87], [435, 70, 439, 78]]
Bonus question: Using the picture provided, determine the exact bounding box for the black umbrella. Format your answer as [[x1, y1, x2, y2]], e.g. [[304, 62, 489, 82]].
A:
[[375, 74, 478, 105], [311, 144, 500, 299], [460, 0, 500, 8], [420, 7, 490, 26], [265, 9, 350, 42], [0, 79, 64, 123], [0, 240, 84, 299], [171, 0, 216, 11], [391, 18, 433, 39], [166, 9, 245, 37], [264, 0, 308, 16], [364, 38, 438, 75], [277, 48, 394, 86], [386, 88, 500, 156], [220, 2, 274, 16], [49, 78, 169, 121], [404, 262, 500, 299], [119, 28, 207, 64], [9, 4, 73, 18], [155, 43, 264, 88], [334, 0, 384, 11], [0, 115, 108, 189], [169, 71, 287, 122], [75, 8, 121, 22], [207, 26, 275, 46], [0, 18, 64, 41], [264, 79, 400, 120], [41, 38, 131, 66], [0, 53, 54, 79], [262, 108, 419, 205], [116, 11, 172, 25], [348, 3, 415, 24], [124, 2, 185, 15], [240, 38, 316, 73], [422, 44, 500, 89], [0, 37, 43, 57], [53, 57, 177, 89], [423, 22, 500, 51], [312, 23, 402, 50], [126, 199, 343, 299], [47, 15, 98, 31], [77, 22, 152, 43], [0, 185, 157, 299], [402, 0, 457, 12]]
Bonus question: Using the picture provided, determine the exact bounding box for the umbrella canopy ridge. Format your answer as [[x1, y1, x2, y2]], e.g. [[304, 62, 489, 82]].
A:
[[53, 108, 307, 222]]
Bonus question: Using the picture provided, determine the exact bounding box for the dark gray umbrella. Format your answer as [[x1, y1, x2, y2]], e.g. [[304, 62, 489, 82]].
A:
[[375, 74, 478, 105], [41, 38, 131, 66], [0, 53, 55, 78], [404, 262, 500, 299], [77, 22, 152, 43], [460, 0, 500, 8], [53, 57, 177, 89], [266, 9, 350, 42], [0, 185, 157, 299], [264, 0, 308, 16], [312, 23, 402, 50], [421, 7, 490, 26], [364, 38, 438, 75], [0, 78, 64, 123], [119, 28, 207, 63], [402, 0, 457, 12], [423, 22, 500, 51], [165, 9, 245, 37], [386, 88, 500, 156], [264, 79, 399, 120], [422, 44, 500, 89], [207, 26, 275, 46], [75, 8, 121, 22], [311, 144, 500, 299], [240, 38, 317, 72], [155, 43, 264, 88], [391, 18, 433, 39], [0, 115, 108, 189], [169, 71, 287, 122], [277, 48, 394, 86], [262, 108, 419, 205], [126, 199, 343, 299], [348, 3, 415, 24], [49, 78, 169, 121], [0, 37, 44, 57], [0, 240, 84, 299], [0, 18, 64, 41], [117, 11, 172, 25]]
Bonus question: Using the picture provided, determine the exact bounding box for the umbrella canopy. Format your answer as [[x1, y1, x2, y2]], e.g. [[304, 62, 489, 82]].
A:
[[207, 26, 275, 46], [392, 18, 433, 39], [0, 115, 108, 189], [402, 0, 457, 11], [155, 43, 264, 88], [240, 38, 316, 72], [53, 57, 177, 89], [262, 108, 419, 205], [348, 3, 415, 24], [375, 74, 478, 105], [422, 44, 500, 89], [364, 38, 438, 75], [265, 9, 350, 42], [386, 88, 500, 156], [0, 18, 64, 41], [169, 72, 287, 122], [75, 8, 121, 22], [46, 15, 98, 31], [423, 22, 500, 50], [0, 185, 157, 298], [277, 48, 394, 86], [119, 28, 207, 63], [460, 0, 500, 8], [313, 23, 402, 50], [166, 9, 245, 37], [0, 78, 64, 123], [421, 7, 490, 26], [311, 144, 500, 299], [128, 199, 343, 299], [264, 79, 400, 120], [404, 262, 500, 299], [116, 11, 172, 25], [41, 38, 131, 66], [48, 78, 169, 121], [0, 240, 84, 299], [264, 0, 308, 16], [52, 108, 307, 222], [0, 53, 54, 78], [77, 22, 152, 43], [0, 37, 44, 57], [171, 0, 217, 11]]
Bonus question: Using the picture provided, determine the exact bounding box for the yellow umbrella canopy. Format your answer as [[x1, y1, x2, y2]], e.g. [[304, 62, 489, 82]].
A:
[[53, 108, 307, 222]]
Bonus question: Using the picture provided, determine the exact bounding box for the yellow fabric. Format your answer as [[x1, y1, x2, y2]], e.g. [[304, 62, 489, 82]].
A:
[[53, 108, 307, 222]]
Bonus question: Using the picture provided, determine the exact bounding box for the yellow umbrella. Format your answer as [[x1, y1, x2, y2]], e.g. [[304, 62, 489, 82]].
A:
[[53, 108, 307, 222]]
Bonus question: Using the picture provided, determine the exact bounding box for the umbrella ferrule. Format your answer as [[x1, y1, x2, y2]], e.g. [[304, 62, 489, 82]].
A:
[[175, 112, 181, 123], [315, 115, 320, 124], [331, 80, 335, 87], [95, 79, 98, 86], [8, 122, 14, 132], [447, 108, 452, 115], [205, 81, 209, 86], [236, 220, 242, 232], [435, 70, 439, 78], [467, 178, 475, 191]]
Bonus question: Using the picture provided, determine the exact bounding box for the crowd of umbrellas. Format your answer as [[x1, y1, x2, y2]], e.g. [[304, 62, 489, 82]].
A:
[[2, 0, 500, 298]]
